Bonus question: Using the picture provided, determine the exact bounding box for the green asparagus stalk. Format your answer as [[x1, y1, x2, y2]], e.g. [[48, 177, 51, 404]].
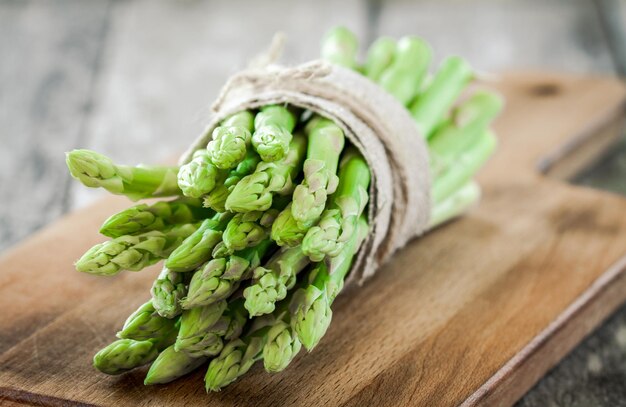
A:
[[251, 105, 297, 162], [204, 150, 261, 212], [182, 240, 273, 309], [151, 267, 188, 319], [409, 56, 473, 138], [301, 148, 370, 262], [292, 216, 368, 351], [429, 181, 480, 228], [165, 213, 232, 272], [289, 116, 344, 228], [207, 111, 255, 170], [378, 36, 432, 106], [144, 344, 207, 385], [222, 210, 278, 254], [99, 198, 211, 238], [364, 36, 396, 81], [175, 300, 228, 357], [226, 132, 307, 212], [66, 149, 180, 201], [321, 26, 359, 70], [204, 318, 274, 392], [269, 202, 307, 247], [93, 320, 178, 375], [176, 298, 247, 359], [429, 91, 503, 159], [117, 300, 178, 341], [75, 223, 198, 276], [432, 130, 496, 204], [262, 305, 301, 373], [243, 246, 310, 317], [177, 149, 220, 198]]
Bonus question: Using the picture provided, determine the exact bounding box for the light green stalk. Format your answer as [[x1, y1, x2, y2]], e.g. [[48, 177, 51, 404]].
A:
[[262, 306, 301, 373], [301, 148, 370, 262], [177, 149, 220, 198], [204, 319, 273, 392], [251, 105, 297, 162], [99, 198, 211, 238], [226, 132, 307, 212], [117, 300, 178, 341], [175, 300, 228, 357], [151, 267, 187, 319], [222, 210, 278, 253], [429, 91, 503, 159], [429, 181, 480, 228], [207, 111, 255, 170], [75, 223, 198, 276], [321, 26, 359, 70], [378, 36, 432, 106], [181, 240, 272, 309], [364, 36, 396, 81], [292, 217, 368, 351], [165, 213, 232, 272], [243, 246, 310, 317], [432, 130, 496, 204], [410, 56, 473, 138], [290, 116, 345, 228], [204, 150, 261, 212], [144, 344, 207, 385], [93, 320, 178, 375], [66, 149, 180, 201]]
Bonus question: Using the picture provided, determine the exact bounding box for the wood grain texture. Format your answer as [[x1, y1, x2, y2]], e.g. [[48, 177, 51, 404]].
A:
[[0, 72, 624, 406], [0, 0, 111, 251]]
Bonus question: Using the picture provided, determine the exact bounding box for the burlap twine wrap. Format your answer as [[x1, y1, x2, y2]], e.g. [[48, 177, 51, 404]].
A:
[[180, 60, 431, 285]]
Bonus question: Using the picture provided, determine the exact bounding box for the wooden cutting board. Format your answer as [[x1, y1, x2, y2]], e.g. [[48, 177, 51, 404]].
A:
[[1, 72, 625, 407]]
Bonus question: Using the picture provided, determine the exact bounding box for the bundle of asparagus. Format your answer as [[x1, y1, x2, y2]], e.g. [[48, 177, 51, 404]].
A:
[[67, 27, 501, 391]]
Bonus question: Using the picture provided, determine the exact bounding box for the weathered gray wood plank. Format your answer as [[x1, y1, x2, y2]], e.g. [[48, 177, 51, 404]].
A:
[[71, 0, 368, 208], [374, 0, 615, 74], [0, 0, 112, 251]]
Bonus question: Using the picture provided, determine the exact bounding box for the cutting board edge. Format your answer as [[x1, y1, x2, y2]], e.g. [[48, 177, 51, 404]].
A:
[[462, 254, 626, 407]]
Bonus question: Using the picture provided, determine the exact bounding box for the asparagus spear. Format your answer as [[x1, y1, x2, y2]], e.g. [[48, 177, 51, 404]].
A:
[[75, 223, 198, 276], [177, 149, 220, 198], [292, 216, 368, 351], [409, 56, 473, 138], [207, 111, 255, 170], [251, 105, 297, 162], [165, 213, 232, 272], [66, 149, 180, 200], [364, 36, 396, 81], [204, 318, 274, 391], [243, 246, 310, 317], [321, 26, 359, 70], [176, 299, 246, 358], [93, 320, 178, 375], [144, 344, 207, 385], [117, 300, 178, 341], [262, 306, 301, 373], [432, 130, 496, 204], [182, 241, 272, 309], [290, 116, 344, 228], [429, 91, 503, 159], [378, 36, 432, 106], [222, 210, 278, 254], [99, 198, 211, 238], [226, 132, 307, 213], [204, 150, 261, 212], [301, 148, 370, 262], [151, 267, 188, 319], [175, 300, 229, 357], [429, 181, 480, 228]]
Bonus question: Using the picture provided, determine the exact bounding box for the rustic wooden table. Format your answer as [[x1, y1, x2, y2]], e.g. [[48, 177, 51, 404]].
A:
[[1, 0, 625, 405]]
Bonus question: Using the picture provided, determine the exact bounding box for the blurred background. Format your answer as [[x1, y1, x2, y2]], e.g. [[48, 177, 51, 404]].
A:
[[0, 0, 625, 405]]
